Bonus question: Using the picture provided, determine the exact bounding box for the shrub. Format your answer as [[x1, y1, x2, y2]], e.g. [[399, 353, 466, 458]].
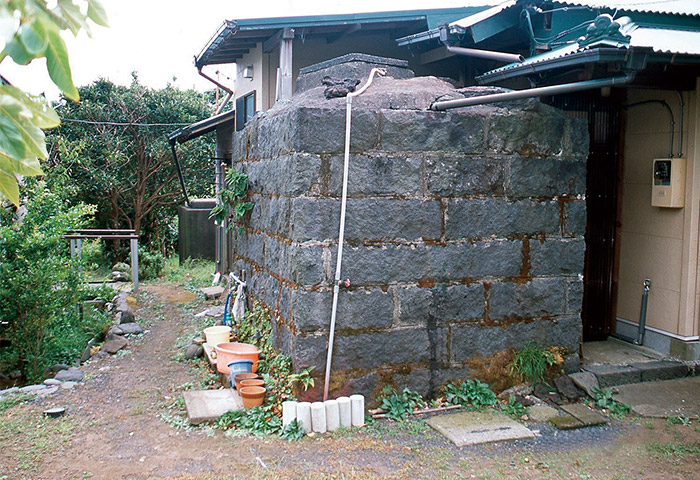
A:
[[378, 387, 427, 421], [0, 182, 104, 382], [137, 247, 165, 280], [444, 379, 497, 409]]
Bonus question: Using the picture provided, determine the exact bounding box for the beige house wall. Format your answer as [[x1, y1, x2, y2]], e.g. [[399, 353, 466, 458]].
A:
[[617, 82, 699, 339], [233, 44, 264, 112]]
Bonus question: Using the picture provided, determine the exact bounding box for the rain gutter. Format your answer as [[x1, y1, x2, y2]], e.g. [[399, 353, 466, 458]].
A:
[[431, 74, 635, 111], [446, 45, 524, 64]]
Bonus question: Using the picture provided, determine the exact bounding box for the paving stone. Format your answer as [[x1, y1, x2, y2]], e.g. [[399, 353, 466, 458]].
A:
[[183, 389, 244, 425], [527, 404, 560, 423], [569, 371, 599, 398], [614, 376, 700, 418], [425, 410, 534, 446], [550, 415, 584, 430], [200, 286, 225, 300], [582, 363, 642, 388], [560, 404, 607, 426]]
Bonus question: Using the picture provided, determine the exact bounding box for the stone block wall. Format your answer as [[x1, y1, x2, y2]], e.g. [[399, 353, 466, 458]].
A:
[[229, 62, 588, 402]]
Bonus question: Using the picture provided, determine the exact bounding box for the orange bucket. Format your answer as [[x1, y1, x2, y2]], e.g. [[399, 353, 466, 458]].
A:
[[214, 342, 262, 374]]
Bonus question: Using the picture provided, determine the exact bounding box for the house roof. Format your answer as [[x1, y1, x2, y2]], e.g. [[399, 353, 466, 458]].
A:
[[476, 14, 700, 83], [167, 109, 235, 144], [195, 7, 493, 68], [549, 1, 700, 17]]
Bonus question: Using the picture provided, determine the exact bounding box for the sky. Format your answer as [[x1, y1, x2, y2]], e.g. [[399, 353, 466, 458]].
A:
[[2, 0, 490, 100]]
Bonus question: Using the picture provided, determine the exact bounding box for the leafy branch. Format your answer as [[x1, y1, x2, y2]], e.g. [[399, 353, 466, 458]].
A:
[[0, 0, 107, 205], [210, 168, 253, 232]]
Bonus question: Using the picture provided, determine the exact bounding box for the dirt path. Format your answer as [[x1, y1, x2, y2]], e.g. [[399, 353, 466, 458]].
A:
[[1, 283, 698, 480]]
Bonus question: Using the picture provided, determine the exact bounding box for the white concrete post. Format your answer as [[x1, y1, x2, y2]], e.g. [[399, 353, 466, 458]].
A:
[[130, 237, 139, 293], [296, 402, 312, 433], [311, 401, 327, 433], [350, 394, 365, 427], [282, 400, 297, 427], [324, 399, 340, 431], [337, 396, 352, 428]]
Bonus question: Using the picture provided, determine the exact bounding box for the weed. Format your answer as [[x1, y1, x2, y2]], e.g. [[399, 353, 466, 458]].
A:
[[215, 405, 282, 438], [510, 343, 556, 384], [500, 395, 526, 418], [592, 387, 631, 418], [279, 419, 306, 441], [378, 387, 426, 421], [642, 421, 655, 429], [444, 379, 496, 409], [667, 415, 691, 426], [648, 441, 700, 458], [0, 393, 36, 412]]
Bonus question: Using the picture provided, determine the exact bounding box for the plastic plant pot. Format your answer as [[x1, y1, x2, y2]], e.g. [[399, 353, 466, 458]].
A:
[[239, 386, 266, 410], [227, 360, 253, 386], [215, 342, 262, 374], [203, 326, 231, 349]]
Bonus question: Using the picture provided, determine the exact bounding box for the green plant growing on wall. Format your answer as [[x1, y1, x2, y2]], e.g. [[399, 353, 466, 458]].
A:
[[209, 168, 253, 232], [510, 343, 556, 384]]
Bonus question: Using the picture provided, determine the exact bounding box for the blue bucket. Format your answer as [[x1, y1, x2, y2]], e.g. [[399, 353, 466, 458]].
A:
[[228, 360, 253, 387]]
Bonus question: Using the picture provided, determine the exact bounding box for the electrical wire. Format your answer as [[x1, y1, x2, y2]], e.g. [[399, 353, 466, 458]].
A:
[[60, 118, 191, 127]]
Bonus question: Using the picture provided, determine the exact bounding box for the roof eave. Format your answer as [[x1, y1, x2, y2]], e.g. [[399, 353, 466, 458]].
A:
[[167, 109, 236, 144]]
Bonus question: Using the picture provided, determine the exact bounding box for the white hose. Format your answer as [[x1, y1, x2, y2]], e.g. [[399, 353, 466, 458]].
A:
[[323, 68, 385, 401]]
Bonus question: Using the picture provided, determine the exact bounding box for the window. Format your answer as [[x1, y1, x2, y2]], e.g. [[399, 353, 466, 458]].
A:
[[235, 91, 256, 131]]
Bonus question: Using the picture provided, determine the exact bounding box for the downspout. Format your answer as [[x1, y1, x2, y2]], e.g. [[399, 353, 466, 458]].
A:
[[198, 65, 234, 95], [431, 74, 635, 110], [446, 45, 524, 64], [168, 139, 190, 206], [323, 67, 386, 402], [676, 91, 684, 158]]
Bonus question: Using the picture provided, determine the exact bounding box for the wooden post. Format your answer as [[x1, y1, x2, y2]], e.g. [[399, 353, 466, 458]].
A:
[[278, 27, 294, 101]]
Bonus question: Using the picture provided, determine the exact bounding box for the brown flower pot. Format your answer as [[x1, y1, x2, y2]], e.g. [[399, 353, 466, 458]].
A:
[[238, 379, 265, 388], [239, 386, 266, 410], [233, 373, 260, 388]]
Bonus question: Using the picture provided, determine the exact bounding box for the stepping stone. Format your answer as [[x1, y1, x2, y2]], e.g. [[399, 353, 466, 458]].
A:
[[200, 286, 225, 300], [560, 403, 607, 426], [550, 415, 583, 430], [184, 389, 244, 425], [527, 404, 559, 423], [425, 409, 534, 447]]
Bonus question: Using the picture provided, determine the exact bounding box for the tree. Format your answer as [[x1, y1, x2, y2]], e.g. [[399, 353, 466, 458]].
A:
[[0, 0, 107, 205], [47, 78, 215, 256]]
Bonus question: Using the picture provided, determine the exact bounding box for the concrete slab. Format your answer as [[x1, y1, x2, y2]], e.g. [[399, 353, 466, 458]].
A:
[[200, 286, 225, 300], [527, 404, 559, 423], [183, 389, 243, 425], [426, 410, 534, 447], [614, 376, 700, 419], [581, 363, 642, 388], [582, 339, 660, 364], [631, 361, 689, 382], [560, 404, 607, 426]]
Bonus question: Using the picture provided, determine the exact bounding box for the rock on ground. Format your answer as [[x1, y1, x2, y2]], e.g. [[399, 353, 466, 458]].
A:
[[185, 344, 204, 360], [117, 323, 143, 335], [102, 337, 128, 354], [118, 310, 136, 324], [55, 367, 84, 382], [569, 372, 600, 398]]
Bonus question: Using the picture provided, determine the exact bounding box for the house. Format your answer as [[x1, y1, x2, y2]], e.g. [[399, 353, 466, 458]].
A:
[[171, 1, 700, 401]]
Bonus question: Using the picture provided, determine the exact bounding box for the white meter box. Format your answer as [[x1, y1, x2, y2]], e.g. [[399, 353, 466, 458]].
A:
[[652, 157, 685, 208]]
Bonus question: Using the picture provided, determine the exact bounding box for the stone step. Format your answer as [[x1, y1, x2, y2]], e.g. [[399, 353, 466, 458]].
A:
[[582, 360, 690, 388]]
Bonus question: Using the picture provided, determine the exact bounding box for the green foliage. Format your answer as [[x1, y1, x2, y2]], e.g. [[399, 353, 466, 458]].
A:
[[210, 169, 253, 233], [379, 387, 427, 421], [648, 441, 700, 458], [667, 415, 691, 427], [500, 395, 526, 418], [138, 246, 165, 280], [279, 419, 306, 441], [46, 78, 215, 258], [0, 181, 106, 382], [444, 379, 497, 409], [592, 387, 632, 418], [215, 405, 282, 438], [0, 0, 106, 205], [510, 343, 556, 384], [0, 393, 36, 413]]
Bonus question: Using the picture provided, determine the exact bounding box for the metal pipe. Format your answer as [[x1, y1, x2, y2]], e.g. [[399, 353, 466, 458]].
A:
[[216, 91, 233, 115], [197, 66, 234, 95], [323, 67, 386, 402], [168, 141, 190, 206], [636, 278, 651, 346], [676, 91, 684, 158], [431, 74, 634, 111], [625, 100, 674, 158], [446, 45, 524, 64]]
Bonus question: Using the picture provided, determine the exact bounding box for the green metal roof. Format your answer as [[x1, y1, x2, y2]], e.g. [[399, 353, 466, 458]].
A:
[[195, 7, 492, 68]]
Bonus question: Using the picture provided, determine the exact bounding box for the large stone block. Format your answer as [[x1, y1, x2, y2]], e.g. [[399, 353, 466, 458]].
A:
[[248, 195, 292, 236], [332, 327, 446, 370], [529, 238, 585, 276], [232, 115, 259, 161], [345, 199, 442, 242], [445, 198, 560, 239], [563, 199, 587, 237], [379, 110, 486, 153], [507, 157, 587, 198], [327, 154, 424, 197], [341, 244, 431, 284], [259, 107, 379, 157], [289, 245, 328, 286], [289, 197, 340, 242], [451, 315, 581, 363], [425, 155, 506, 197], [566, 279, 584, 314], [430, 240, 523, 280], [489, 278, 566, 319], [397, 284, 484, 324], [291, 288, 394, 332], [486, 111, 567, 157], [242, 154, 322, 197]]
